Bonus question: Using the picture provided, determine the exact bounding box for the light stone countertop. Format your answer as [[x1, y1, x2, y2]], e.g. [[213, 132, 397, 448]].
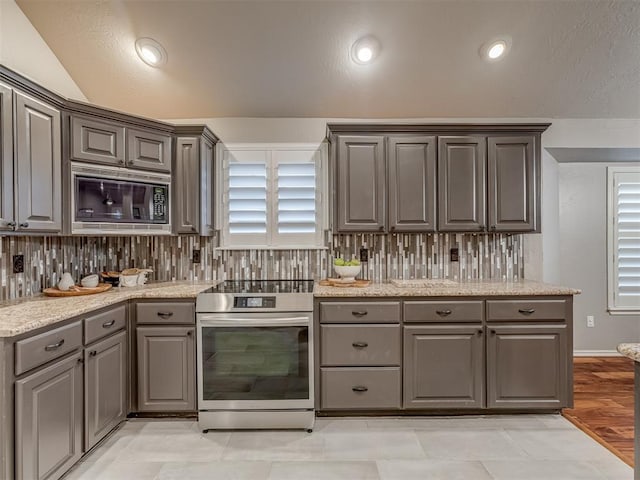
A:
[[0, 281, 215, 338], [617, 343, 640, 362], [313, 279, 581, 297]]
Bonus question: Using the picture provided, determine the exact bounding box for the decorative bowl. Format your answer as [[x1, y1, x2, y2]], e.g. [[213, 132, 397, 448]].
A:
[[80, 274, 99, 288], [334, 264, 362, 282]]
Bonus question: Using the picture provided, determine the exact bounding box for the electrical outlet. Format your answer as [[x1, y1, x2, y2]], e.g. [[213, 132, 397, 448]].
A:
[[450, 248, 459, 262], [359, 247, 369, 263], [192, 249, 201, 264], [587, 315, 595, 328], [13, 255, 24, 274]]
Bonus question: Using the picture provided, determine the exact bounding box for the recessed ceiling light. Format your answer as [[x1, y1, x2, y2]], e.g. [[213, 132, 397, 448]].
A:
[[135, 37, 167, 67], [480, 36, 511, 62], [351, 36, 380, 65]]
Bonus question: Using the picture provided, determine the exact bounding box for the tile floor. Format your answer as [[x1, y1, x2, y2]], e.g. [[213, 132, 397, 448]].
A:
[[62, 415, 633, 480]]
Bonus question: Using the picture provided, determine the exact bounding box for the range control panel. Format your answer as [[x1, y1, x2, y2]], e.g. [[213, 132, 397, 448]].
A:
[[233, 296, 277, 308]]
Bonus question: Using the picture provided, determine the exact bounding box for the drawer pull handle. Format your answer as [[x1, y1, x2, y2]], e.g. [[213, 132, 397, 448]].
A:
[[44, 339, 65, 351], [102, 320, 116, 328], [436, 309, 452, 316], [352, 341, 368, 348], [518, 308, 535, 315], [89, 350, 97, 357], [351, 311, 368, 317], [352, 386, 368, 392], [157, 311, 174, 318]]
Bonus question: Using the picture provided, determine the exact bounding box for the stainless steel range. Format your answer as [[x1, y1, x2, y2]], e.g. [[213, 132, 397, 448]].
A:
[[196, 280, 314, 432]]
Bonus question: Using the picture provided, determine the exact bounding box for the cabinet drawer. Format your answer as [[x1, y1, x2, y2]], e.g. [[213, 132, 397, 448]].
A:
[[15, 321, 83, 376], [84, 305, 127, 344], [321, 325, 401, 366], [136, 302, 194, 324], [487, 299, 567, 321], [404, 301, 483, 322], [320, 302, 400, 324], [321, 367, 401, 410]]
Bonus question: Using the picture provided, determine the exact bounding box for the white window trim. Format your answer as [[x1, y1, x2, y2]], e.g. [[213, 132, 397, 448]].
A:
[[216, 142, 328, 249], [607, 164, 640, 314]]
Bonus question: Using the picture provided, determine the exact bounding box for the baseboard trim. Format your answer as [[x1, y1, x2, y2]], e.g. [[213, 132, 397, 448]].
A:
[[573, 350, 622, 357]]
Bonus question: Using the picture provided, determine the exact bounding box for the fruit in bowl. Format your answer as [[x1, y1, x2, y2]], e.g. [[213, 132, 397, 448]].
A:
[[333, 258, 361, 283]]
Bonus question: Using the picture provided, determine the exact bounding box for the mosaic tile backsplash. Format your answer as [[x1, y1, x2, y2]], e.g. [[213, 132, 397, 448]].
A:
[[0, 233, 524, 301]]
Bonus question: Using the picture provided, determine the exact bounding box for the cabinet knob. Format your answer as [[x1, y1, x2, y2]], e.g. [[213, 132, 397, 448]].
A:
[[490, 329, 496, 335], [187, 330, 193, 336], [77, 358, 84, 365], [89, 350, 97, 357], [436, 309, 452, 317], [6, 221, 16, 228], [477, 329, 483, 335], [352, 341, 368, 348], [119, 159, 125, 165], [352, 386, 368, 393], [19, 222, 29, 228], [378, 226, 384, 231]]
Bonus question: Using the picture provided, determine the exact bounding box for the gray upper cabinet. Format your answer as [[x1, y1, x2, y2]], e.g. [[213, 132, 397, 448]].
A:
[[388, 136, 437, 232], [85, 330, 127, 450], [486, 323, 568, 409], [136, 326, 196, 412], [403, 325, 484, 409], [438, 136, 486, 232], [488, 136, 537, 232], [200, 138, 215, 236], [336, 135, 386, 232], [174, 137, 201, 234], [15, 351, 83, 480], [14, 91, 62, 233], [0, 83, 13, 231], [71, 115, 125, 166], [126, 128, 172, 173]]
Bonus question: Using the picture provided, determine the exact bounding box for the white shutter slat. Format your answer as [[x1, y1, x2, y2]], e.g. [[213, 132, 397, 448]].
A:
[[276, 161, 317, 237], [227, 161, 267, 235]]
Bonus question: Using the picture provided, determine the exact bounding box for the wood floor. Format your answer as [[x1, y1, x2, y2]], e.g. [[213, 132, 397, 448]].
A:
[[563, 356, 635, 467]]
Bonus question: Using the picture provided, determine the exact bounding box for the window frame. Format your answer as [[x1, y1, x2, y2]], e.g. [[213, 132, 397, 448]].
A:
[[607, 165, 640, 314], [216, 143, 327, 250]]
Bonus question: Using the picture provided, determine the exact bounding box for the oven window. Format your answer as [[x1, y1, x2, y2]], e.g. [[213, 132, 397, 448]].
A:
[[201, 326, 309, 401], [74, 176, 168, 224]]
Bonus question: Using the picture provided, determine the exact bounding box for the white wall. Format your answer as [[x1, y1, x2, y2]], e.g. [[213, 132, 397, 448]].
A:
[[558, 163, 640, 353], [0, 0, 86, 100]]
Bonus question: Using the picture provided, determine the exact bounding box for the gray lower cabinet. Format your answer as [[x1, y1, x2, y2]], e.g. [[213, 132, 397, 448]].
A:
[[85, 330, 127, 450], [336, 135, 386, 232], [173, 131, 216, 235], [126, 128, 172, 172], [136, 326, 195, 412], [15, 351, 83, 480], [387, 136, 437, 232], [0, 82, 13, 231], [403, 325, 484, 409], [486, 323, 568, 409], [438, 136, 486, 232], [488, 136, 537, 232]]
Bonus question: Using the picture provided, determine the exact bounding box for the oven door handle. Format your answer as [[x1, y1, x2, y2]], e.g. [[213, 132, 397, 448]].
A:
[[198, 316, 311, 327]]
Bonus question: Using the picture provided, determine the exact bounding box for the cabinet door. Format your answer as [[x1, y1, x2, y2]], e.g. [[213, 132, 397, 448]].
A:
[[14, 91, 62, 233], [336, 135, 386, 232], [136, 326, 195, 412], [0, 83, 13, 231], [488, 136, 537, 232], [403, 325, 484, 409], [486, 324, 568, 409], [200, 138, 215, 236], [71, 116, 125, 166], [438, 136, 486, 232], [174, 137, 201, 234], [85, 331, 127, 450], [126, 128, 172, 172], [15, 352, 83, 480], [388, 136, 436, 232]]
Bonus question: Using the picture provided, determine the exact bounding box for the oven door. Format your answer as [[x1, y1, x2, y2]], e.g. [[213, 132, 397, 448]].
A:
[[197, 312, 314, 410]]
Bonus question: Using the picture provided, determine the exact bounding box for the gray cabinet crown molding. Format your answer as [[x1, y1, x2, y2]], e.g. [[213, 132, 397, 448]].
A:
[[327, 123, 551, 136]]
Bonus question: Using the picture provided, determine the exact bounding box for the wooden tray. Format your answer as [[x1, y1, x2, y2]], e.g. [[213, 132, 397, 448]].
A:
[[319, 279, 372, 288], [43, 284, 113, 297]]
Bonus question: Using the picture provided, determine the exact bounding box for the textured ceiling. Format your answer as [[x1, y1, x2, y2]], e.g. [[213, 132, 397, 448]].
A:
[[15, 0, 640, 119]]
